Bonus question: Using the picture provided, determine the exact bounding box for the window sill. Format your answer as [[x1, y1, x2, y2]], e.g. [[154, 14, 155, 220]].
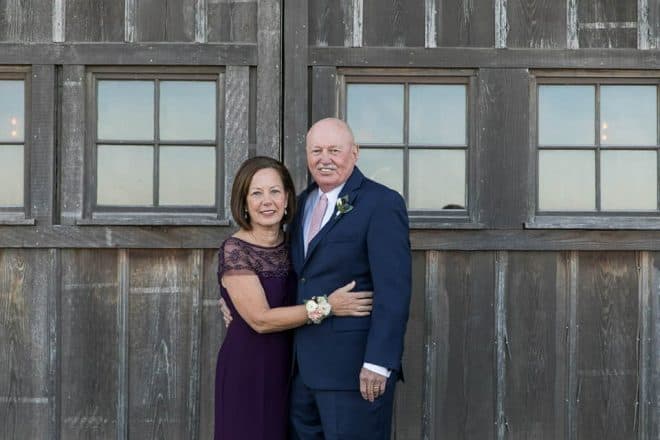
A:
[[77, 213, 231, 226], [409, 215, 484, 229], [526, 216, 660, 230], [0, 216, 36, 226]]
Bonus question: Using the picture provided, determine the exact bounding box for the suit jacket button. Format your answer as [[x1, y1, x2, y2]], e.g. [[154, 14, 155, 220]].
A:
[[300, 278, 306, 283]]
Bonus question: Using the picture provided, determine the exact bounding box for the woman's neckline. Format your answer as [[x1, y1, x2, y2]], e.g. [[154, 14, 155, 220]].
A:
[[229, 235, 285, 249]]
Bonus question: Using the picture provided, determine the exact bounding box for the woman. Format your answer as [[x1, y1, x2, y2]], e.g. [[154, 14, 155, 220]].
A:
[[215, 157, 372, 440]]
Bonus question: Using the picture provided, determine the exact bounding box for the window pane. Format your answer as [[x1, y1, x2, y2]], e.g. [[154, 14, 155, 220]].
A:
[[409, 85, 466, 145], [0, 81, 24, 142], [601, 86, 657, 146], [409, 150, 465, 210], [97, 145, 153, 205], [98, 81, 154, 141], [539, 150, 595, 211], [358, 149, 403, 195], [160, 147, 215, 206], [160, 81, 216, 141], [0, 145, 23, 206], [601, 150, 657, 210], [347, 84, 403, 144], [539, 85, 595, 146]]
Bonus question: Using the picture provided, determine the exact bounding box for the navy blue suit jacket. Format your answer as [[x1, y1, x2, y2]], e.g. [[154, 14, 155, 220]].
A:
[[290, 167, 412, 390]]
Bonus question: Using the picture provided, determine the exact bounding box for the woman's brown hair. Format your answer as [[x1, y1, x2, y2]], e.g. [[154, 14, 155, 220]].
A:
[[230, 156, 297, 230]]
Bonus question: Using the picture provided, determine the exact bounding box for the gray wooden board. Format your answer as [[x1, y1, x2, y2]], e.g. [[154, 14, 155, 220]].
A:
[[477, 69, 530, 228], [135, 0, 196, 42], [311, 66, 338, 123], [60, 249, 119, 439], [308, 0, 346, 46], [648, 0, 660, 49], [438, 0, 495, 47], [224, 66, 250, 212], [576, 252, 639, 439], [577, 0, 637, 48], [391, 251, 425, 439], [650, 253, 660, 439], [127, 249, 194, 438], [506, 0, 567, 48], [362, 0, 425, 47], [504, 252, 567, 439], [578, 0, 637, 22], [207, 1, 257, 43], [432, 251, 495, 439], [65, 0, 125, 42], [0, 0, 52, 42], [0, 249, 50, 439], [579, 28, 637, 49], [256, 0, 281, 158]]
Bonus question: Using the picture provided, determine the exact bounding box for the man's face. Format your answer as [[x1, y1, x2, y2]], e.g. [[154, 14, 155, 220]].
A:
[[306, 120, 359, 193]]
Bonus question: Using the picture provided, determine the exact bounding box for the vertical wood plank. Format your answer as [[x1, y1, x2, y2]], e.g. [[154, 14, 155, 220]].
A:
[[0, 250, 51, 439], [283, 0, 309, 191], [649, 252, 660, 439], [60, 249, 119, 439], [495, 0, 508, 48], [135, 0, 196, 42], [311, 66, 338, 124], [567, 0, 579, 48], [638, 252, 651, 440], [351, 0, 363, 47], [439, 0, 495, 47], [52, 0, 65, 42], [30, 65, 56, 226], [256, 0, 281, 158], [224, 66, 250, 214], [65, 0, 124, 42], [576, 252, 639, 440], [117, 249, 128, 440], [308, 0, 345, 47], [125, 0, 136, 42], [195, 0, 207, 43], [186, 250, 203, 440], [577, 0, 637, 48], [506, 0, 567, 48], [47, 249, 60, 440], [60, 65, 85, 225], [425, 0, 438, 48], [207, 1, 257, 43], [0, 0, 52, 42], [495, 251, 507, 439], [567, 251, 578, 440], [422, 251, 441, 440], [363, 0, 424, 47]]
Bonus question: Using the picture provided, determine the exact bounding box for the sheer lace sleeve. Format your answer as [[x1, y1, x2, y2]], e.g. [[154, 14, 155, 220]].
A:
[[218, 237, 257, 279]]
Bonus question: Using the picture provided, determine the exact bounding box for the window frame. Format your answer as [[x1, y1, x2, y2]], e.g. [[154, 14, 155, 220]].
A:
[[0, 66, 32, 224], [83, 66, 226, 224], [338, 69, 481, 228], [527, 70, 660, 230]]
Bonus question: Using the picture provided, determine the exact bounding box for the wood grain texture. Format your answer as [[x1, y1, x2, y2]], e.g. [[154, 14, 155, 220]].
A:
[[127, 250, 194, 439], [0, 0, 52, 42], [256, 0, 281, 158], [576, 252, 639, 440], [207, 0, 258, 43], [65, 0, 124, 42], [506, 0, 567, 48], [311, 66, 338, 123], [438, 0, 495, 47], [648, 252, 660, 439], [308, 0, 346, 46], [60, 249, 119, 439], [0, 250, 50, 440], [577, 0, 638, 48], [135, 0, 196, 42], [224, 66, 250, 213], [362, 0, 424, 47]]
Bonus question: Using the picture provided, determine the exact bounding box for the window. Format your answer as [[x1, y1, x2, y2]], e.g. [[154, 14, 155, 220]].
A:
[[535, 78, 659, 215], [342, 74, 472, 219], [0, 74, 27, 214], [87, 69, 223, 219]]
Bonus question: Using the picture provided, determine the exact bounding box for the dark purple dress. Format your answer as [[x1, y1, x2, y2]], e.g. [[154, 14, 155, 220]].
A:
[[215, 237, 295, 440]]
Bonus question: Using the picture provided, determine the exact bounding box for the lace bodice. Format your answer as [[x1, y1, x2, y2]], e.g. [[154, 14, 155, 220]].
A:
[[218, 236, 291, 280]]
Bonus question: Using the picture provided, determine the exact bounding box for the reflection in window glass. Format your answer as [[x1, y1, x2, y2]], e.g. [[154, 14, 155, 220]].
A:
[[409, 85, 466, 145], [601, 150, 656, 210], [0, 146, 23, 206], [358, 149, 403, 195], [0, 81, 24, 142], [409, 150, 465, 210], [160, 81, 216, 141], [539, 150, 595, 211], [160, 147, 215, 206], [347, 84, 403, 144], [98, 81, 154, 140], [97, 145, 153, 206], [601, 86, 657, 146], [539, 85, 595, 146]]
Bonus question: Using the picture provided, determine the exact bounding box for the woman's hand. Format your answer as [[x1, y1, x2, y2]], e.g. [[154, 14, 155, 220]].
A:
[[328, 281, 373, 317]]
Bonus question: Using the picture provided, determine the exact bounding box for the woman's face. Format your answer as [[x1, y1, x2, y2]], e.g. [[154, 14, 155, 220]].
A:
[[246, 168, 288, 229]]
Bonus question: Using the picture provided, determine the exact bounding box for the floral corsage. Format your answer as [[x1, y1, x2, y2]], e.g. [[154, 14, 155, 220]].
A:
[[305, 295, 332, 324], [335, 195, 354, 218]]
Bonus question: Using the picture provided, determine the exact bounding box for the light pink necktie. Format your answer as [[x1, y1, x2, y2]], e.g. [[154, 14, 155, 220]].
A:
[[306, 193, 328, 247]]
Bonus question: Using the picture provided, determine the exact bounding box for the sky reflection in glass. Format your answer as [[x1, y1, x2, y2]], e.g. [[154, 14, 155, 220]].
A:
[[358, 149, 403, 195], [347, 84, 403, 144], [160, 81, 216, 141], [0, 146, 23, 206], [97, 145, 153, 206], [0, 81, 24, 142], [539, 85, 595, 146], [409, 150, 465, 210], [98, 81, 154, 140], [409, 85, 466, 145], [601, 150, 656, 210], [539, 150, 595, 211], [600, 86, 657, 146], [160, 147, 215, 206]]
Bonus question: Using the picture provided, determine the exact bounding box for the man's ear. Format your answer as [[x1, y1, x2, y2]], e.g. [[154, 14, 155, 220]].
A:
[[353, 143, 360, 160]]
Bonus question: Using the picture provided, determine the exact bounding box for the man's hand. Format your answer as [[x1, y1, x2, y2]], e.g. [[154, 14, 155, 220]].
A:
[[219, 298, 232, 328], [359, 367, 387, 402]]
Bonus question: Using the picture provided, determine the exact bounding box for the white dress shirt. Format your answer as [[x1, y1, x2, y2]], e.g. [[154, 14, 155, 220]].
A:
[[303, 185, 390, 378]]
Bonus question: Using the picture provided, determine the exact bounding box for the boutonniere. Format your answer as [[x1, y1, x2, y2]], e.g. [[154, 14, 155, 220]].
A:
[[335, 195, 354, 218]]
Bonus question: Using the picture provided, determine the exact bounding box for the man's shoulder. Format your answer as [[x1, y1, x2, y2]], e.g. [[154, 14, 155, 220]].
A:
[[358, 177, 405, 206]]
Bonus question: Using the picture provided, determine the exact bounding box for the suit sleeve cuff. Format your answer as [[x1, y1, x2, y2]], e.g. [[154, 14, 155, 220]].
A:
[[362, 362, 391, 378]]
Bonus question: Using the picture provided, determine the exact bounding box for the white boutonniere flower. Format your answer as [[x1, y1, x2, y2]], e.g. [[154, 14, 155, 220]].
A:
[[335, 195, 354, 218]]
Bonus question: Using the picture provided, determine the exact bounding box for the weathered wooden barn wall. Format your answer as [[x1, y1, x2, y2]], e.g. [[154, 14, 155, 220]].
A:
[[0, 0, 659, 439]]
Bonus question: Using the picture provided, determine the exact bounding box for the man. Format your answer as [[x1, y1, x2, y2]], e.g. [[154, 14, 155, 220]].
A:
[[289, 117, 411, 439]]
